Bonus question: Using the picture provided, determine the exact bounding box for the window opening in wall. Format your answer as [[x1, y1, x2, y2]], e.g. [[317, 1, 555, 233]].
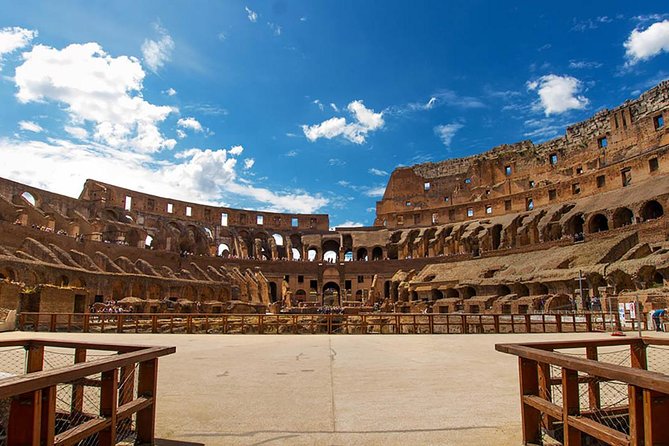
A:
[[345, 280, 352, 289], [309, 217, 317, 228], [464, 178, 471, 184], [549, 153, 558, 165], [186, 206, 192, 217], [505, 165, 512, 176], [431, 213, 438, 224], [526, 198, 534, 211], [649, 157, 659, 172], [596, 175, 606, 188], [485, 189, 490, 196], [147, 198, 155, 211], [310, 280, 318, 290], [221, 213, 228, 226], [655, 114, 665, 130], [548, 189, 557, 201], [167, 203, 174, 213], [614, 114, 619, 129], [485, 205, 492, 214], [424, 182, 430, 191], [273, 216, 281, 225], [467, 208, 474, 217], [124, 196, 132, 211], [405, 201, 411, 206], [298, 275, 304, 283], [383, 219, 387, 227], [448, 209, 456, 221], [413, 214, 421, 225], [257, 215, 264, 225], [598, 136, 608, 148], [622, 112, 627, 128], [444, 196, 450, 202], [291, 217, 299, 227], [576, 166, 583, 174], [397, 215, 404, 225], [284, 275, 290, 282], [621, 168, 632, 187], [357, 275, 364, 283], [529, 180, 535, 188], [239, 214, 247, 225], [504, 200, 512, 211], [572, 183, 581, 195], [204, 208, 211, 220]]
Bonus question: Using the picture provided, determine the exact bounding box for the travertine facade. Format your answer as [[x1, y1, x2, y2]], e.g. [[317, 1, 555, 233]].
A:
[[0, 81, 668, 314]]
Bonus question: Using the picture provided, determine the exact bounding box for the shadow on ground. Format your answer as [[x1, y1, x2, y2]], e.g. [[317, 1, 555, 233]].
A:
[[155, 439, 205, 446]]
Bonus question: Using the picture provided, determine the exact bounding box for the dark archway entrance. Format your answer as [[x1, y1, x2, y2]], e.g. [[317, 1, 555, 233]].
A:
[[641, 200, 664, 221], [588, 214, 609, 233], [322, 282, 340, 306], [612, 207, 634, 228], [269, 282, 278, 303]]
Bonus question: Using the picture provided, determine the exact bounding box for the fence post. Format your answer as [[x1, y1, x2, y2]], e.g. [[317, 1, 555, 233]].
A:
[[562, 368, 581, 445], [39, 385, 56, 445], [585, 346, 601, 410], [556, 314, 563, 333], [643, 388, 669, 445], [524, 314, 531, 333], [8, 389, 42, 445], [27, 344, 44, 373], [83, 313, 90, 333], [137, 358, 159, 444], [629, 384, 645, 445], [99, 368, 119, 446], [461, 314, 467, 334], [493, 314, 500, 333], [71, 348, 86, 413], [585, 313, 592, 332], [49, 314, 57, 332], [537, 361, 553, 431], [519, 358, 541, 444]]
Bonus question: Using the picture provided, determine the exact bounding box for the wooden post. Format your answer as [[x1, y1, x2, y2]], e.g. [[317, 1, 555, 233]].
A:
[[537, 361, 553, 431], [8, 390, 41, 446], [585, 313, 592, 332], [49, 314, 57, 332], [99, 368, 118, 446], [643, 389, 669, 445], [137, 359, 158, 444], [493, 314, 500, 333], [151, 315, 158, 333], [524, 314, 531, 333], [631, 340, 648, 370], [40, 385, 56, 445], [585, 346, 601, 410], [83, 313, 90, 332], [562, 368, 581, 446], [71, 348, 86, 414], [461, 314, 467, 334], [629, 384, 645, 446], [519, 358, 541, 444], [556, 314, 563, 333], [26, 344, 44, 373]]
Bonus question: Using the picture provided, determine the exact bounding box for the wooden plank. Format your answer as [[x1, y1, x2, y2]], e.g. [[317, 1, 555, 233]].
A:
[[53, 417, 111, 446], [71, 348, 87, 414], [537, 361, 553, 430], [629, 384, 644, 446], [117, 396, 152, 419], [562, 368, 581, 446], [27, 344, 44, 373], [522, 395, 561, 419], [586, 346, 601, 410], [40, 385, 56, 445], [136, 358, 158, 444], [8, 390, 41, 446], [630, 340, 647, 370], [567, 415, 630, 446], [0, 346, 174, 399], [98, 369, 118, 446], [643, 389, 669, 446], [519, 358, 541, 444]]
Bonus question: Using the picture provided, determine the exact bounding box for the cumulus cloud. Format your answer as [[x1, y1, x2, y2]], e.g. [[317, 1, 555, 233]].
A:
[[141, 24, 174, 73], [364, 186, 386, 197], [177, 117, 204, 132], [165, 87, 177, 96], [243, 158, 255, 169], [64, 126, 88, 140], [245, 6, 258, 22], [434, 123, 463, 148], [302, 100, 384, 144], [568, 60, 603, 69], [15, 42, 176, 152], [312, 99, 324, 111], [624, 20, 669, 65], [228, 145, 244, 156], [527, 74, 589, 115], [368, 168, 388, 176], [0, 27, 37, 70], [337, 221, 364, 228], [18, 120, 43, 133]]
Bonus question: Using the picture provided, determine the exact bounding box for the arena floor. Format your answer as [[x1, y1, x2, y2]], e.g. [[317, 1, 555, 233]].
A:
[[4, 331, 664, 445]]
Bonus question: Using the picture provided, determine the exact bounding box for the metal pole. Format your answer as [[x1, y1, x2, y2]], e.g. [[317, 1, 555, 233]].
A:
[[578, 270, 585, 311], [635, 294, 642, 337]]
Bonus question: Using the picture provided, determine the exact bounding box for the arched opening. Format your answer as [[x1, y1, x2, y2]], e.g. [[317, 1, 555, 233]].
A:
[[612, 207, 634, 229], [431, 289, 444, 300], [126, 228, 141, 247], [491, 224, 503, 250], [372, 246, 383, 261], [218, 243, 231, 257], [272, 233, 284, 246], [384, 280, 391, 299], [344, 250, 353, 262], [514, 283, 530, 297], [355, 290, 363, 301], [461, 287, 476, 299], [653, 272, 664, 287], [565, 214, 585, 237], [0, 267, 16, 281], [307, 248, 318, 261], [21, 191, 36, 206], [497, 285, 511, 296], [641, 200, 664, 221], [322, 282, 340, 306], [536, 283, 549, 295], [291, 248, 301, 260], [445, 288, 459, 298], [294, 289, 307, 303], [356, 247, 368, 261], [588, 214, 609, 233], [58, 275, 70, 287], [323, 250, 338, 263], [145, 235, 154, 248], [269, 282, 278, 303]]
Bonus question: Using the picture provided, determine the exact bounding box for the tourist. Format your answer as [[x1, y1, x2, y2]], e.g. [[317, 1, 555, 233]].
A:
[[652, 308, 667, 332]]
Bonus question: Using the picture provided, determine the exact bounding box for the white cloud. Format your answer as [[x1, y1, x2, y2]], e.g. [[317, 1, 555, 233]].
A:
[[176, 129, 187, 139], [268, 22, 281, 36], [245, 6, 258, 23], [218, 32, 226, 41], [141, 24, 174, 73], [229, 145, 244, 156], [177, 117, 204, 132], [243, 158, 255, 169], [329, 158, 345, 166], [624, 20, 669, 65], [302, 100, 384, 144], [568, 60, 602, 69], [368, 168, 388, 176], [527, 74, 589, 115], [285, 150, 298, 157], [313, 99, 324, 111], [364, 186, 386, 197], [330, 103, 339, 112], [165, 87, 177, 96], [337, 221, 364, 228], [15, 42, 176, 153], [64, 126, 88, 139], [18, 120, 43, 133], [0, 27, 37, 70], [434, 123, 463, 148]]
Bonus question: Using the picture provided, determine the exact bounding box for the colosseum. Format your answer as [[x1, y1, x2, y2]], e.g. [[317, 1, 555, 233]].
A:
[[0, 80, 668, 317]]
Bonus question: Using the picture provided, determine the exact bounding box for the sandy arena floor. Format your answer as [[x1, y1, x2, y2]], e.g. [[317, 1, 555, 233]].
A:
[[3, 331, 664, 446]]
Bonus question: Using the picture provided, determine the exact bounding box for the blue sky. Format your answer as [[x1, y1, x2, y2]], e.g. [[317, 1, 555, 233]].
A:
[[0, 1, 668, 227]]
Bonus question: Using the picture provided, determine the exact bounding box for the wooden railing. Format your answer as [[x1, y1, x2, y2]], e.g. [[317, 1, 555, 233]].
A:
[[16, 312, 639, 335], [496, 337, 669, 445], [0, 338, 175, 445]]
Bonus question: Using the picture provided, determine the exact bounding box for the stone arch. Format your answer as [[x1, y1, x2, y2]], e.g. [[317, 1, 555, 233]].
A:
[[126, 228, 142, 247], [461, 286, 476, 299], [431, 289, 444, 300], [20, 191, 37, 206], [218, 243, 231, 257], [640, 200, 664, 221], [497, 284, 511, 296], [513, 283, 530, 297], [295, 289, 307, 302], [269, 282, 278, 303], [102, 224, 120, 243], [445, 288, 459, 298], [491, 224, 503, 250], [307, 246, 318, 262], [612, 207, 634, 229], [588, 213, 609, 233], [322, 239, 340, 263], [70, 277, 86, 288], [0, 266, 16, 281], [372, 246, 383, 261], [356, 247, 368, 261], [384, 280, 391, 299], [565, 213, 585, 237], [322, 281, 340, 305]]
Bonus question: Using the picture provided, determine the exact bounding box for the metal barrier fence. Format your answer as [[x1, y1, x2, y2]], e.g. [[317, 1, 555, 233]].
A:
[[0, 338, 174, 446], [17, 312, 639, 335], [496, 337, 669, 445]]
